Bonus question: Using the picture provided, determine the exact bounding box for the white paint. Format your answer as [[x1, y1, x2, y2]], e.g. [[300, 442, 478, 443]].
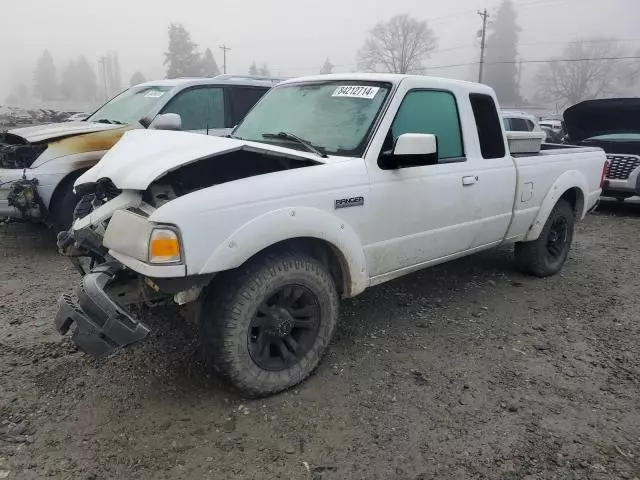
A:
[[88, 74, 606, 297], [75, 129, 330, 191], [393, 133, 437, 156]]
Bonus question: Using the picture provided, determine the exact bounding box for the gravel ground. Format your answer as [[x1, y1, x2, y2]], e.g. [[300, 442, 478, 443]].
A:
[[1, 201, 639, 480]]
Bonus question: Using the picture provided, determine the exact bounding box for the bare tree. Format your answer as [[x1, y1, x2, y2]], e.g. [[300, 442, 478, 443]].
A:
[[357, 14, 437, 74], [535, 38, 640, 107]]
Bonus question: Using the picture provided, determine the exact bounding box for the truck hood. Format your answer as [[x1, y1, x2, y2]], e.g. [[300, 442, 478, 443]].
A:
[[76, 129, 332, 191], [8, 121, 123, 144], [564, 98, 640, 142]]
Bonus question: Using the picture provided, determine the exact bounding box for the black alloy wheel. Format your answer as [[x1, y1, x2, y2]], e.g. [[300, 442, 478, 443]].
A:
[[248, 285, 320, 371]]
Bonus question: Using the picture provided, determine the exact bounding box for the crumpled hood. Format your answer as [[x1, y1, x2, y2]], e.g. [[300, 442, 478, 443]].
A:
[[8, 121, 123, 144], [564, 98, 640, 142], [76, 129, 330, 191]]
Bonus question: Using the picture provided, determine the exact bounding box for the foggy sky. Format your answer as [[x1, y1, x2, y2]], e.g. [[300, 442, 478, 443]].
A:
[[1, 0, 638, 103]]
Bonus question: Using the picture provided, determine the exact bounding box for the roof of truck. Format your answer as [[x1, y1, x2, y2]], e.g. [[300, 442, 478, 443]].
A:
[[278, 73, 487, 89], [136, 74, 286, 89]]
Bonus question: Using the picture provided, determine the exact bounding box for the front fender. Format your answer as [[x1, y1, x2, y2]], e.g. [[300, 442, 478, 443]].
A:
[[524, 170, 588, 242], [199, 207, 368, 297]]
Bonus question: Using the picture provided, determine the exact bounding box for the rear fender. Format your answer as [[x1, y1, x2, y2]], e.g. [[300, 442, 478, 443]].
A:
[[524, 170, 588, 242], [200, 207, 368, 297]]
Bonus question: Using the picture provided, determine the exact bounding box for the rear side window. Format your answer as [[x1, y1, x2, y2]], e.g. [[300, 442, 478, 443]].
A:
[[391, 90, 464, 160], [509, 118, 530, 132], [469, 94, 505, 159], [162, 87, 225, 131], [229, 87, 268, 125]]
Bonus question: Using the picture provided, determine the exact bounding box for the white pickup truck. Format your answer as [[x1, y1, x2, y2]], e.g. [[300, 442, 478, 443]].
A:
[[55, 74, 607, 397]]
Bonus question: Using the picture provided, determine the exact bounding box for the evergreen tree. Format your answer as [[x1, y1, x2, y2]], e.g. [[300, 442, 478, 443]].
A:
[[59, 60, 77, 99], [76, 56, 98, 102], [60, 57, 98, 102], [164, 23, 203, 78], [320, 58, 334, 74], [249, 62, 259, 75], [130, 71, 147, 86], [259, 64, 270, 76], [202, 48, 220, 76], [33, 50, 58, 100], [483, 0, 521, 105]]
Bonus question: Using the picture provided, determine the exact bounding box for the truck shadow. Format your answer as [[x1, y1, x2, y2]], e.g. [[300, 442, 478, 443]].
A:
[[119, 245, 522, 399]]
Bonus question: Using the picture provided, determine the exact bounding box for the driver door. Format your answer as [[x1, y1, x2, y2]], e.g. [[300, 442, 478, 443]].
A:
[[160, 86, 229, 136], [365, 89, 482, 279]]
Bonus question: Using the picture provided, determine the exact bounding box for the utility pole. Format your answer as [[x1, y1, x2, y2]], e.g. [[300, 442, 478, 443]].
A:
[[98, 56, 108, 100], [515, 58, 523, 107], [477, 9, 490, 83], [219, 45, 231, 74]]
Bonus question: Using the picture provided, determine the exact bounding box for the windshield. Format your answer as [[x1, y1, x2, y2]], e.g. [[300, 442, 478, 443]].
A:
[[585, 133, 640, 142], [233, 81, 391, 156], [86, 86, 173, 125]]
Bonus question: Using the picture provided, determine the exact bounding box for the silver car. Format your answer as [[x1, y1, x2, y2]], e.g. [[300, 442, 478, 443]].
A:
[[0, 74, 282, 230]]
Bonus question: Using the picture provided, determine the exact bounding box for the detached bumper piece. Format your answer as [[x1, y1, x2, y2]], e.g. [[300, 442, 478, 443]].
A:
[[54, 263, 149, 357]]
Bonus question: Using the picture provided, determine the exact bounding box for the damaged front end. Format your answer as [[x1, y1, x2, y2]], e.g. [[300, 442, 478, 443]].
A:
[[55, 263, 152, 356], [7, 177, 44, 219], [1, 134, 48, 220], [0, 133, 47, 169]]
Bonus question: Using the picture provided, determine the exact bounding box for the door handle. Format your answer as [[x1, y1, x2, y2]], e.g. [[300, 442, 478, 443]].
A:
[[462, 175, 478, 186]]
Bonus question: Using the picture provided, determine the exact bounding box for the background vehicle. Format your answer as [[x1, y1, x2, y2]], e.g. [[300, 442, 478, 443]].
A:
[[56, 74, 606, 397], [0, 74, 282, 230], [501, 110, 543, 133], [540, 119, 564, 136], [541, 126, 564, 144], [65, 112, 90, 122], [565, 98, 640, 201]]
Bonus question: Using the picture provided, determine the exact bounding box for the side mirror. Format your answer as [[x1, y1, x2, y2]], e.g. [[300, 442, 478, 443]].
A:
[[382, 133, 438, 169], [148, 113, 182, 131]]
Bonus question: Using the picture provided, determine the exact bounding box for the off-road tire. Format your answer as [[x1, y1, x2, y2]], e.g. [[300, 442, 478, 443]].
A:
[[515, 199, 575, 277], [49, 174, 82, 233], [200, 251, 339, 397]]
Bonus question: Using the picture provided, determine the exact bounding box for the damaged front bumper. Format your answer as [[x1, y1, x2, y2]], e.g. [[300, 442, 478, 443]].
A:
[[55, 263, 150, 357], [0, 170, 44, 220]]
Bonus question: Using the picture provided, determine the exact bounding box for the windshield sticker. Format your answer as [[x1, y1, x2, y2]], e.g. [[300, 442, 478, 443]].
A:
[[143, 90, 165, 98], [332, 86, 380, 99]]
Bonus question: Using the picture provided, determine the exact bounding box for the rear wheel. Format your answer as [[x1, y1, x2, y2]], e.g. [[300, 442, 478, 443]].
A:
[[200, 251, 339, 397], [515, 199, 575, 277]]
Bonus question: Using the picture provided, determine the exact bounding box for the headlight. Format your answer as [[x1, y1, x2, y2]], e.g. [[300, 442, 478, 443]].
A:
[[149, 228, 181, 264]]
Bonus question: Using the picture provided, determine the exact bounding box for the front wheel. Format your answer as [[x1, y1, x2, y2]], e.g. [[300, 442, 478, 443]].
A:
[[200, 251, 339, 397], [49, 175, 82, 233], [515, 199, 575, 277]]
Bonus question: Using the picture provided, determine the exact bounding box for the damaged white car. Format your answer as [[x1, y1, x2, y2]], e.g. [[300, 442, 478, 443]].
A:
[[55, 74, 607, 397]]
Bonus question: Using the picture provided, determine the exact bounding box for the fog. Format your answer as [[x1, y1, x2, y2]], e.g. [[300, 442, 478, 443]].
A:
[[1, 0, 638, 109]]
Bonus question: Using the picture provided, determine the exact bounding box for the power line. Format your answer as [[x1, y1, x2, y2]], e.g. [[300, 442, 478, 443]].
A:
[[427, 55, 640, 71]]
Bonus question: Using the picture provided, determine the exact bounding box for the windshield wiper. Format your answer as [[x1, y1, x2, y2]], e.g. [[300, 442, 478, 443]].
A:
[[262, 132, 328, 158], [94, 118, 126, 125]]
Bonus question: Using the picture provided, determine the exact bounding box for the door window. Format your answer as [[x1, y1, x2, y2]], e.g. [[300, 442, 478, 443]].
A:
[[229, 87, 268, 125], [390, 90, 464, 161], [161, 87, 225, 131]]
